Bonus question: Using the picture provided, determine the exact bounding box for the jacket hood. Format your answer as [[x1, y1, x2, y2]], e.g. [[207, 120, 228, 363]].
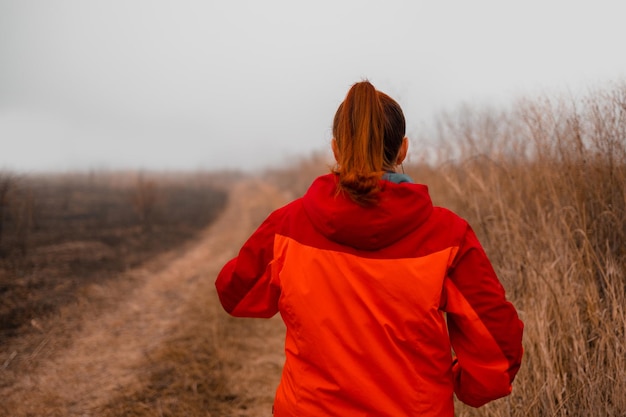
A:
[[302, 174, 434, 251]]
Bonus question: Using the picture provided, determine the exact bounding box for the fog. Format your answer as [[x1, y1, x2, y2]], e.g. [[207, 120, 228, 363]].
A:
[[1, 0, 625, 172]]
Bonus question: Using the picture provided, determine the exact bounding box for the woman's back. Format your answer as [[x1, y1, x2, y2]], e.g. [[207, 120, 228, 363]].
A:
[[272, 174, 460, 416]]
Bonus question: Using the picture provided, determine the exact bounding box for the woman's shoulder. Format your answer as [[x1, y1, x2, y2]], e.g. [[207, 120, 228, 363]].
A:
[[428, 205, 470, 236]]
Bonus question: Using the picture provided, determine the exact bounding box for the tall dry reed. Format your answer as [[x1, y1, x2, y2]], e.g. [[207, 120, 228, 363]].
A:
[[407, 82, 626, 416]]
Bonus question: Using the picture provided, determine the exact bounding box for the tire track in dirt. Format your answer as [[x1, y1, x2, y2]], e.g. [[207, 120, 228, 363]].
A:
[[0, 179, 288, 417]]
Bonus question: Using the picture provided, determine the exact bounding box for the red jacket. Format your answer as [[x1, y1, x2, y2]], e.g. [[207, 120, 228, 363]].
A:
[[216, 173, 523, 416]]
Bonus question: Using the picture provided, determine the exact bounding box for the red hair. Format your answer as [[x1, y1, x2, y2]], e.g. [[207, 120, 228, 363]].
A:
[[332, 81, 406, 205]]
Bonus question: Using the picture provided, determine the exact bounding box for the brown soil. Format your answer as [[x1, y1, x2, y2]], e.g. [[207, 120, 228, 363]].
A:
[[0, 179, 288, 417]]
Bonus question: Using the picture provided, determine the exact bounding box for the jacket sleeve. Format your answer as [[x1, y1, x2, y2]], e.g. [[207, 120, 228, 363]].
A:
[[442, 224, 524, 408], [215, 212, 281, 318]]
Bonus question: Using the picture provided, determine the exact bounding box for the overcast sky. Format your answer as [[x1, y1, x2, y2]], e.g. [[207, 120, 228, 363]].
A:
[[1, 0, 625, 173]]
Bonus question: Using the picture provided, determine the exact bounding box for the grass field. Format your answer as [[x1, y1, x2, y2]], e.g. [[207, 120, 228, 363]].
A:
[[404, 83, 626, 416], [0, 171, 228, 342], [1, 82, 624, 416]]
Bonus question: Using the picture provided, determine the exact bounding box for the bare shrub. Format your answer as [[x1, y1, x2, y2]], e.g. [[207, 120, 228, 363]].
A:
[[0, 172, 15, 254], [132, 174, 158, 232], [0, 173, 36, 258], [9, 189, 35, 256]]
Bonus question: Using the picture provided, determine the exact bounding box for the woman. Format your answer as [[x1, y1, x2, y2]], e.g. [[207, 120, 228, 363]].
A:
[[215, 81, 524, 416]]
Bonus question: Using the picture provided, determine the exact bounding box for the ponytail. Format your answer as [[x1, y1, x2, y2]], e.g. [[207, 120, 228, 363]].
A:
[[332, 81, 406, 205]]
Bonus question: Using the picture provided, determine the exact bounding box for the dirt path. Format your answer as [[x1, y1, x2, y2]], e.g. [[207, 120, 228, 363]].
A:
[[0, 179, 288, 417]]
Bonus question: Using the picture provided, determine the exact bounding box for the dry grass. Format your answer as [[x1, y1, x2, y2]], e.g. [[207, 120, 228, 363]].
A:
[[0, 171, 228, 341], [406, 82, 626, 416], [262, 149, 334, 199]]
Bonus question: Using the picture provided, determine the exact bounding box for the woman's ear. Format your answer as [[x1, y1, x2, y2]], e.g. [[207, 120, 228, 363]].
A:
[[396, 137, 409, 164]]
